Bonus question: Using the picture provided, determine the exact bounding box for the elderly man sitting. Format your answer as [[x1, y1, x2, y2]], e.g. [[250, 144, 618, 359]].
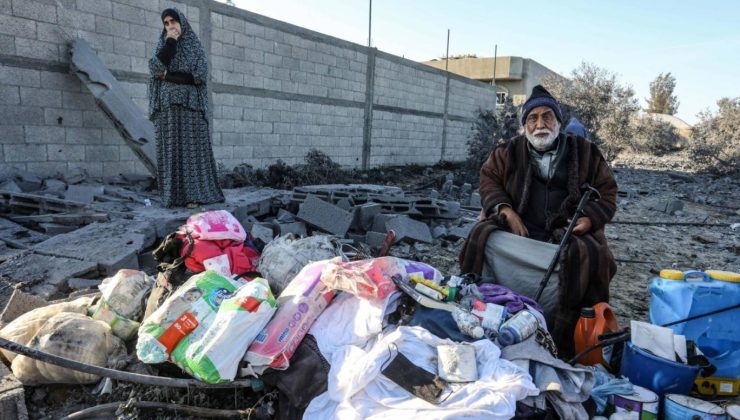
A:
[[460, 85, 618, 358]]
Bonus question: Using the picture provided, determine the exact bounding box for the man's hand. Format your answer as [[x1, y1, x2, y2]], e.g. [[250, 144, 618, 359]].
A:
[[572, 217, 592, 236], [500, 207, 528, 237], [166, 26, 181, 40]]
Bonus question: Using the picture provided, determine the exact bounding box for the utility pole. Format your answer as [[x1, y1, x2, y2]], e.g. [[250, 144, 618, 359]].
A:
[[368, 0, 372, 47], [492, 44, 497, 85], [492, 44, 498, 104], [445, 29, 450, 70]]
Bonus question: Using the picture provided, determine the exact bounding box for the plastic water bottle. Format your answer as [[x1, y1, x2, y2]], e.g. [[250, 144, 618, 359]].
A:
[[498, 310, 539, 347]]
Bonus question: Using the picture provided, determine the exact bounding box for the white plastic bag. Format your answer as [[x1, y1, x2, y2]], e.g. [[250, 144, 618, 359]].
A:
[[89, 269, 153, 340], [257, 234, 340, 295]]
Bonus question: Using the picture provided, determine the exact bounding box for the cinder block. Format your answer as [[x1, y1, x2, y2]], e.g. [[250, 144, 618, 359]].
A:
[[0, 15, 37, 38], [64, 184, 104, 203], [353, 203, 382, 231], [0, 105, 44, 125], [365, 231, 387, 248], [3, 144, 47, 162], [297, 195, 353, 237], [386, 215, 433, 244], [275, 221, 307, 237], [469, 192, 482, 208], [251, 222, 275, 244], [76, 0, 112, 17], [371, 213, 397, 233], [26, 126, 65, 144]]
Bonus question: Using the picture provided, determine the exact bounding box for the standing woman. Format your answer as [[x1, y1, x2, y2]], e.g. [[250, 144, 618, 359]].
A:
[[149, 8, 224, 208]]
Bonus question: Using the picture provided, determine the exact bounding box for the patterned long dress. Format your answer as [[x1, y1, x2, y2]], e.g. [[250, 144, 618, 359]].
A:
[[148, 8, 224, 208]]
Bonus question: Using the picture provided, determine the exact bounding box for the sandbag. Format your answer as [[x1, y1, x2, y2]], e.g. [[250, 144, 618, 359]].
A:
[[89, 269, 153, 340], [257, 234, 341, 295], [244, 260, 335, 375], [11, 312, 126, 385], [136, 271, 246, 366], [0, 296, 94, 362], [183, 277, 277, 383]]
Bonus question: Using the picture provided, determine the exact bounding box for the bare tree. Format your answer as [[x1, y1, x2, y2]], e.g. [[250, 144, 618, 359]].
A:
[[646, 72, 680, 115], [542, 62, 640, 160], [690, 97, 740, 174], [466, 97, 520, 173]]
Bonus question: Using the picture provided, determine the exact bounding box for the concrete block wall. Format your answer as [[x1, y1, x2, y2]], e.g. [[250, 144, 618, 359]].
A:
[[0, 0, 497, 177]]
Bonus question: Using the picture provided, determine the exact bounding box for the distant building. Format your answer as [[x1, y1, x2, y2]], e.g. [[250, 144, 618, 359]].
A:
[[420, 56, 566, 106]]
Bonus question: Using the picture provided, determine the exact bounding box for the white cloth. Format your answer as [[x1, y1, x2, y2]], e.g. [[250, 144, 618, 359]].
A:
[[304, 326, 538, 419], [309, 291, 400, 361]]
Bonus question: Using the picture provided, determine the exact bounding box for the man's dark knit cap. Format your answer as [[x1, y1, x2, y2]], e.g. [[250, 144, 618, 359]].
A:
[[521, 85, 563, 126]]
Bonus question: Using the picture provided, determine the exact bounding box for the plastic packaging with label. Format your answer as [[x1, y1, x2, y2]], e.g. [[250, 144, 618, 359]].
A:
[[243, 260, 335, 374], [136, 271, 246, 365]]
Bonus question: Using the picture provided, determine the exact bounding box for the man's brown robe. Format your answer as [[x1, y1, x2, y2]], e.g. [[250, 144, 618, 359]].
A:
[[460, 133, 618, 358]]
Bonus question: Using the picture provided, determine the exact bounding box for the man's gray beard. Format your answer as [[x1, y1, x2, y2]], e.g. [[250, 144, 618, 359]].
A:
[[525, 123, 560, 151]]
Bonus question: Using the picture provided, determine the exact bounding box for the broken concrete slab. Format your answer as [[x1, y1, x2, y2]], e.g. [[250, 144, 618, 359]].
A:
[[0, 191, 87, 215], [38, 223, 77, 235], [9, 212, 109, 226], [276, 209, 297, 223], [70, 39, 157, 176], [448, 222, 475, 240], [65, 184, 105, 204], [0, 363, 29, 420], [386, 216, 433, 244], [63, 168, 88, 185], [14, 172, 43, 193], [0, 218, 49, 247], [32, 220, 156, 275], [0, 244, 26, 263], [0, 181, 22, 194], [297, 195, 353, 237], [432, 225, 448, 239], [68, 277, 102, 290], [0, 253, 98, 299], [42, 179, 66, 193], [0, 288, 47, 326]]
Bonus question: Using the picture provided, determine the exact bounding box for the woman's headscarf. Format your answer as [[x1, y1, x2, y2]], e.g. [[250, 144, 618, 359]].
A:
[[148, 8, 209, 116]]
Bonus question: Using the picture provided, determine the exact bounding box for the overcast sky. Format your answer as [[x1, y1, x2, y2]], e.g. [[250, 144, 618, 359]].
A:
[[227, 0, 739, 124]]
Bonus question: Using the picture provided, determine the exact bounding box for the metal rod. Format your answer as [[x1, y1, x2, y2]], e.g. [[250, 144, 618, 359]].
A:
[[0, 336, 252, 389], [534, 185, 595, 302], [60, 401, 247, 419]]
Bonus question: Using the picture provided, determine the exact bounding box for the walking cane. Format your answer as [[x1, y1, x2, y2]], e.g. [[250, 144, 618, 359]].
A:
[[534, 183, 601, 302]]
